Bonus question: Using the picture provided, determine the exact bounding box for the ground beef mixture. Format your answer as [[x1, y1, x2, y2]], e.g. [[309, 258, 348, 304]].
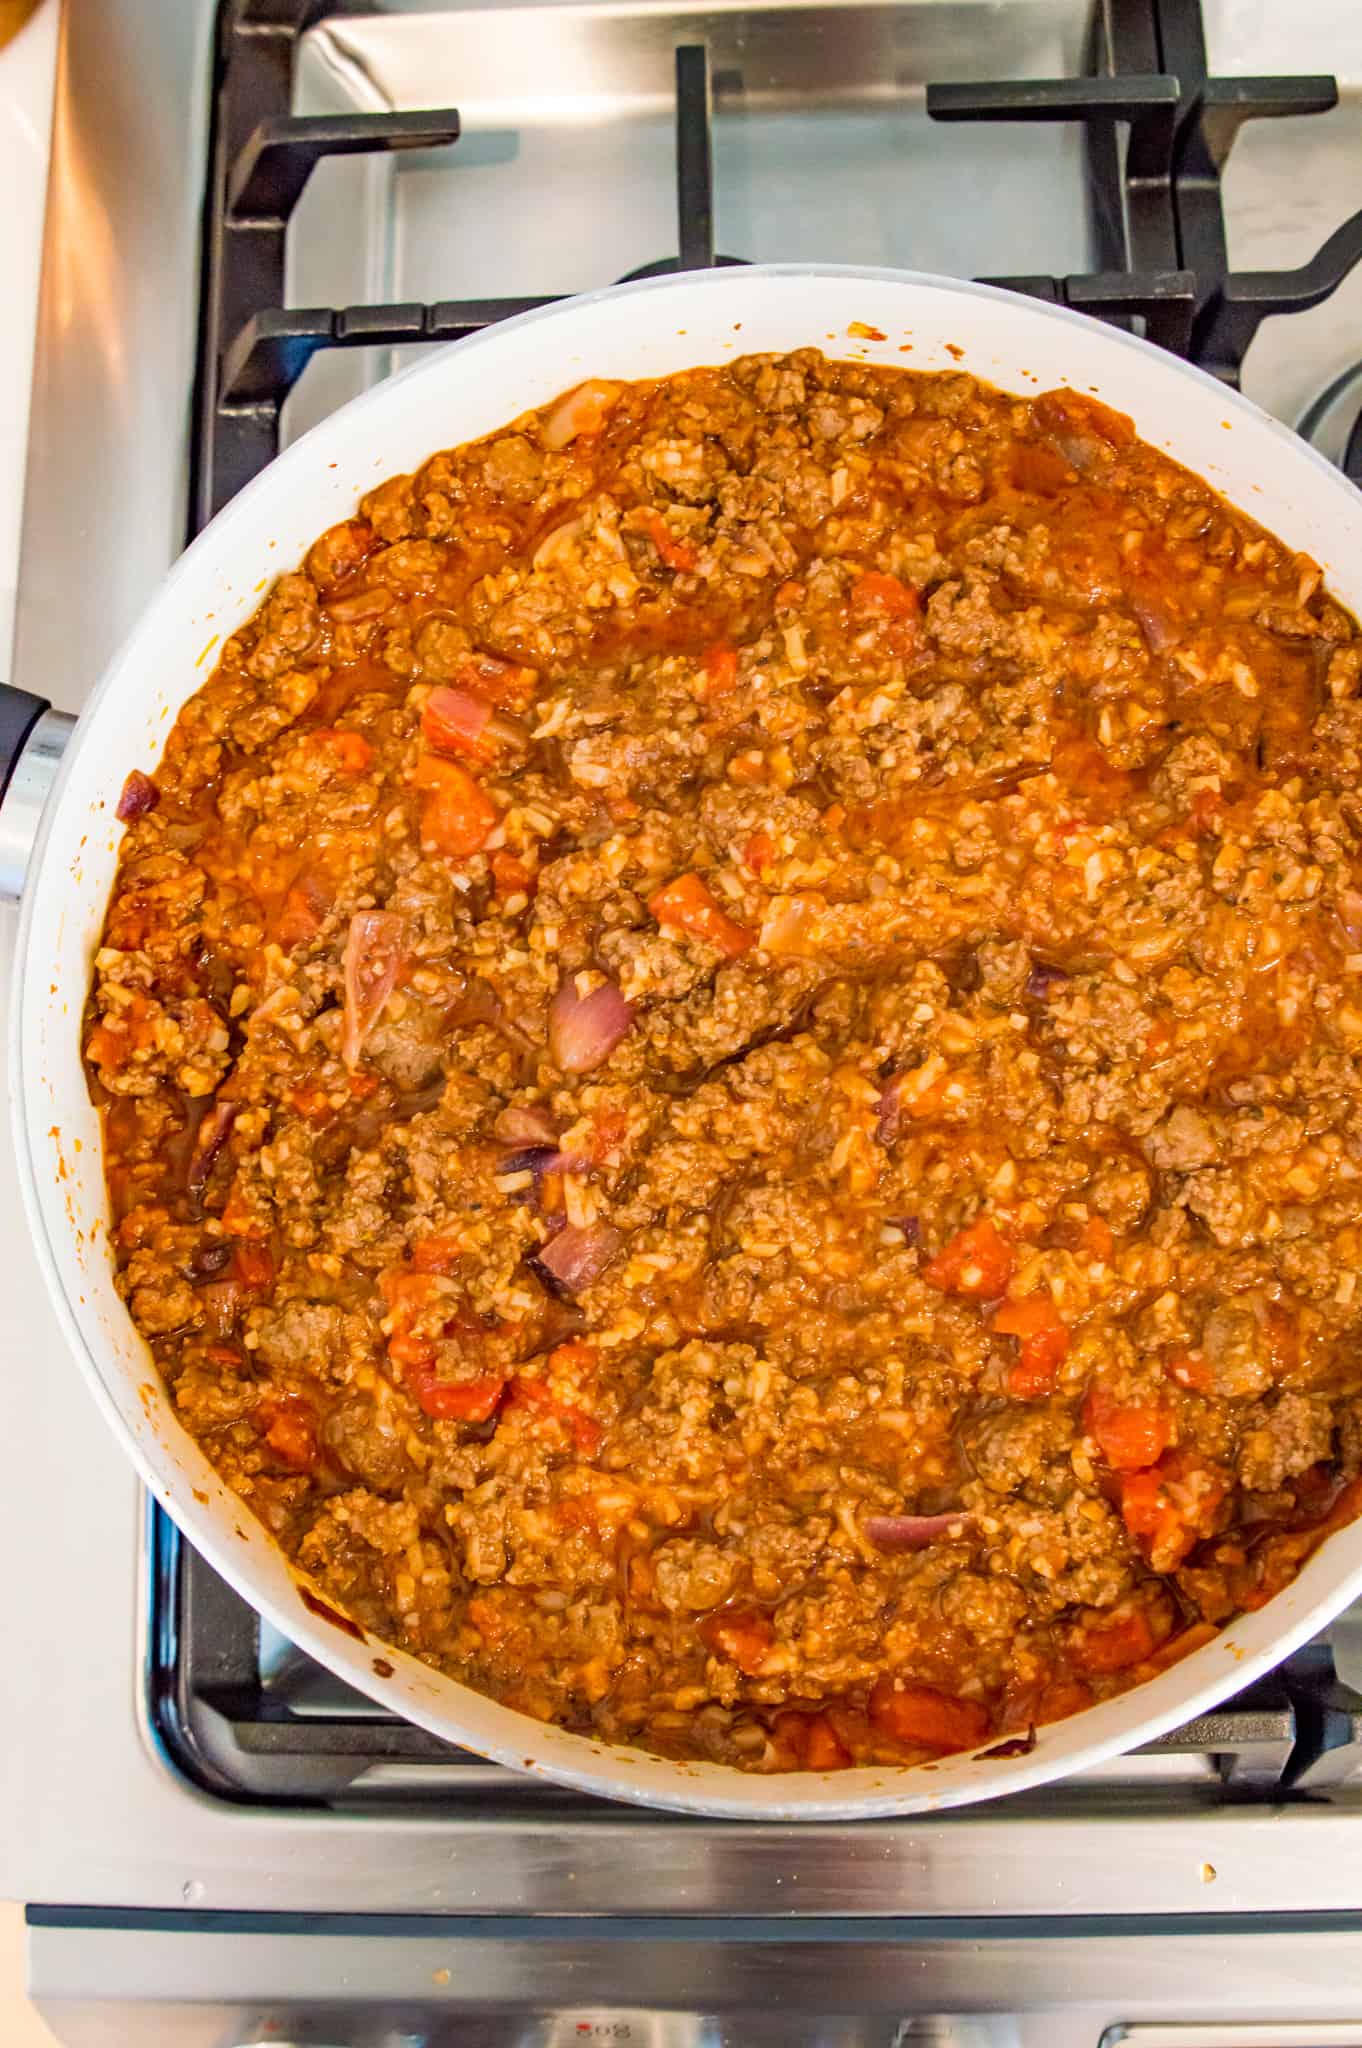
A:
[[86, 350, 1362, 1774]]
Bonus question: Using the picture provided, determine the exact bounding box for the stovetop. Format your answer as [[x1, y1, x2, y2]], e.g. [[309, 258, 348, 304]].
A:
[[14, 0, 1362, 1949]]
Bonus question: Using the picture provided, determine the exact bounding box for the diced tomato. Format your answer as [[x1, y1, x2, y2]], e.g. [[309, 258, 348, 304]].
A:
[[509, 1374, 602, 1455], [805, 1713, 853, 1770], [1033, 387, 1135, 451], [310, 727, 373, 774], [1083, 1386, 1174, 1472], [868, 1677, 991, 1753], [490, 849, 535, 899], [700, 1607, 774, 1677], [1186, 788, 1224, 835], [1069, 1604, 1158, 1675], [701, 643, 739, 696], [229, 1242, 275, 1291], [1080, 1216, 1114, 1260], [220, 1182, 269, 1239], [85, 1022, 127, 1070], [287, 1083, 336, 1123], [1145, 1621, 1220, 1674], [455, 653, 539, 712], [1120, 1450, 1227, 1571], [1164, 1349, 1212, 1393], [467, 1595, 510, 1644], [923, 1216, 1013, 1300], [587, 1109, 629, 1165], [388, 1332, 436, 1371], [645, 512, 698, 572], [380, 1268, 439, 1315], [411, 753, 499, 858], [277, 882, 327, 945], [260, 1397, 317, 1473], [648, 871, 754, 958], [774, 1710, 852, 1771], [743, 832, 775, 874], [851, 571, 920, 621], [409, 1233, 463, 1274], [1034, 1675, 1094, 1724], [408, 1368, 506, 1423], [994, 1294, 1070, 1399]]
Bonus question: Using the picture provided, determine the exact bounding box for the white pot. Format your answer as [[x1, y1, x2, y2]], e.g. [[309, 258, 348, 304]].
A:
[[12, 264, 1362, 1820]]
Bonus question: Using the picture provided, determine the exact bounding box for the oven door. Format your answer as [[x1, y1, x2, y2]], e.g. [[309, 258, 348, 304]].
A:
[[25, 1918, 1362, 2048]]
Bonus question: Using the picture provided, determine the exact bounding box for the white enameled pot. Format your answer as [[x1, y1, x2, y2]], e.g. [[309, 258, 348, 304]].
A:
[[10, 265, 1362, 1820]]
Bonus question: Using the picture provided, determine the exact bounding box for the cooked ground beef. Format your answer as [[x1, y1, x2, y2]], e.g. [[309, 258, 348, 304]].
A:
[[86, 350, 1362, 1775]]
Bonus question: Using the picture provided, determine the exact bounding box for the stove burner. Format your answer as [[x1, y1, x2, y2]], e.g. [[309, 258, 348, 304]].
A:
[[1299, 362, 1362, 485]]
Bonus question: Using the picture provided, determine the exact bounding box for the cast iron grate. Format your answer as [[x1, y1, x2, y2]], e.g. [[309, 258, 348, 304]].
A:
[[148, 1495, 1362, 1806], [162, 0, 1362, 1805], [195, 0, 1362, 525]]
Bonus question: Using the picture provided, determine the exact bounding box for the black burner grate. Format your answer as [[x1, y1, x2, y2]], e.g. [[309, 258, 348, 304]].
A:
[[160, 0, 1362, 1806]]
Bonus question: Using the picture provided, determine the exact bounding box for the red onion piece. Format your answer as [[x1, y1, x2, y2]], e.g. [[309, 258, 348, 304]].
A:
[[499, 1143, 587, 1178], [1131, 595, 1178, 655], [341, 909, 407, 1070], [117, 769, 159, 821], [876, 1074, 902, 1146], [187, 1100, 237, 1201], [494, 1103, 561, 1147], [1025, 960, 1069, 999], [1338, 889, 1362, 949], [548, 976, 633, 1074], [865, 1511, 972, 1553], [532, 1221, 622, 1295], [424, 684, 492, 756]]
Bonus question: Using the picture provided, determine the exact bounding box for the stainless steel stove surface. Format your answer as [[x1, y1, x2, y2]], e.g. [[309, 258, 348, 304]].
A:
[[12, 1, 1362, 2042]]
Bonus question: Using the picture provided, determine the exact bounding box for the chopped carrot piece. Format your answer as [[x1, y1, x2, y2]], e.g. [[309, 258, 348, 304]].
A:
[[700, 1607, 774, 1677], [743, 832, 775, 874], [851, 570, 920, 620], [409, 1233, 463, 1275], [868, 1677, 990, 1753], [230, 1243, 275, 1291], [490, 849, 535, 899], [1069, 1604, 1158, 1674], [774, 579, 806, 610], [701, 643, 739, 695], [1084, 1387, 1173, 1471], [923, 1216, 1013, 1300], [648, 871, 754, 958], [411, 753, 499, 858], [645, 512, 698, 572]]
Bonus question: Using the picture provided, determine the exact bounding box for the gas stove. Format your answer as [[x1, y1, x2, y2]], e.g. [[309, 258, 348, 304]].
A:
[[11, 1, 1362, 2042]]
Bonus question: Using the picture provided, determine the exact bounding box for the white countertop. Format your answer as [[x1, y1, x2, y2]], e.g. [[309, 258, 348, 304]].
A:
[[0, 0, 57, 676]]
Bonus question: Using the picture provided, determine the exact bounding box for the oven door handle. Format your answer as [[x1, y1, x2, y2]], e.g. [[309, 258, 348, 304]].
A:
[[0, 684, 75, 902]]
